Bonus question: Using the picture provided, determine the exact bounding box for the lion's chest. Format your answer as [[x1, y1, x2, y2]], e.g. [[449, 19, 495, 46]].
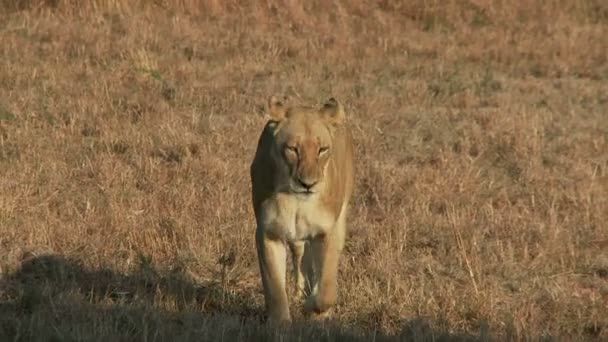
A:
[[261, 195, 335, 242]]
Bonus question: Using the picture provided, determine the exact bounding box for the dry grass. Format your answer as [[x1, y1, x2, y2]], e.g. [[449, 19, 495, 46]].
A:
[[0, 1, 607, 341]]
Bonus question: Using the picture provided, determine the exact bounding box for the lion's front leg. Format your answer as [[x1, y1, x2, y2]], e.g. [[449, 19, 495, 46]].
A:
[[304, 232, 341, 316], [255, 228, 290, 323]]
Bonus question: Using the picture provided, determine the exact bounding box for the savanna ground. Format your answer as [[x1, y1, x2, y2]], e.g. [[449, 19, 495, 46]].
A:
[[0, 1, 607, 341]]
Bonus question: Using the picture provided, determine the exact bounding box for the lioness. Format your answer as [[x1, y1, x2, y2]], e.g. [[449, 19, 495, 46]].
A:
[[250, 96, 355, 323]]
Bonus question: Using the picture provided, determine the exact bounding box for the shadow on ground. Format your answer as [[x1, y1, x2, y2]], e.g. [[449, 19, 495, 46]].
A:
[[0, 254, 492, 341]]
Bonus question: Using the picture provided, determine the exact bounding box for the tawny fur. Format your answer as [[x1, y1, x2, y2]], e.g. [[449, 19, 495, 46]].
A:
[[250, 96, 355, 323]]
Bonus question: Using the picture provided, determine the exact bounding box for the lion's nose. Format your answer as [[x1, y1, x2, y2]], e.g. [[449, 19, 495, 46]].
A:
[[297, 178, 318, 190]]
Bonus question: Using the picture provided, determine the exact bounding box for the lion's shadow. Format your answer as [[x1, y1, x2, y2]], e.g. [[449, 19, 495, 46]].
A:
[[5, 253, 260, 316], [0, 253, 490, 341], [0, 253, 268, 341]]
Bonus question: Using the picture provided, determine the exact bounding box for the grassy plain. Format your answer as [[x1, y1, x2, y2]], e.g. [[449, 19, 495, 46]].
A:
[[0, 1, 607, 341]]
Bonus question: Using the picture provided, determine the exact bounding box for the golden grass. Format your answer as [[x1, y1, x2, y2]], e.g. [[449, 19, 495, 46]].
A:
[[0, 1, 607, 340]]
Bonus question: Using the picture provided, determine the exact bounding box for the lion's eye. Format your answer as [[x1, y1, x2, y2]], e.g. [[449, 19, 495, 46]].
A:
[[319, 146, 329, 155], [285, 145, 298, 154]]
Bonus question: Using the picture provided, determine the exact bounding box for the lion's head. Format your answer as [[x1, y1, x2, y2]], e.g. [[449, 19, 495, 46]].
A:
[[264, 96, 346, 196]]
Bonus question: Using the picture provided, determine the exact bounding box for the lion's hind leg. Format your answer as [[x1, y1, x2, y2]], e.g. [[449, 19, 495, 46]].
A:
[[289, 240, 314, 301]]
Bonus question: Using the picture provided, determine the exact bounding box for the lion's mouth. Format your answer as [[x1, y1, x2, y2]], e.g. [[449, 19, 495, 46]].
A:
[[289, 178, 319, 196], [292, 187, 316, 196]]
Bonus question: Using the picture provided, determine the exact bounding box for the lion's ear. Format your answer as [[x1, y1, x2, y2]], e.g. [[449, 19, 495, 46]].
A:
[[321, 97, 345, 124], [268, 95, 287, 121]]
